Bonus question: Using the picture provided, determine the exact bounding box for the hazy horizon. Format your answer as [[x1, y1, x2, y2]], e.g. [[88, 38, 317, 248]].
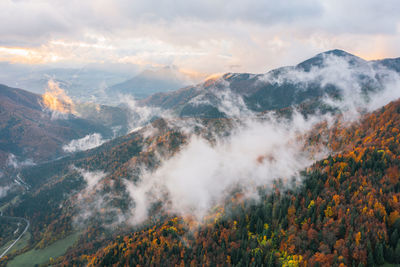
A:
[[1, 0, 399, 76]]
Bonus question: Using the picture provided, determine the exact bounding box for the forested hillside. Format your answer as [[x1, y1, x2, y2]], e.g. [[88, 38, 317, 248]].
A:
[[1, 0, 399, 265], [47, 99, 400, 266], [1, 51, 400, 267]]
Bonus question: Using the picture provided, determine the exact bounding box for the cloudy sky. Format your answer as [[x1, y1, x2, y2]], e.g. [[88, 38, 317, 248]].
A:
[[1, 0, 399, 74]]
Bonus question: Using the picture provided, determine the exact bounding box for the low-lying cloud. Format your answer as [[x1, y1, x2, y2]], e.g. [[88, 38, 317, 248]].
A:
[[0, 185, 10, 198], [42, 80, 77, 120], [72, 167, 127, 227], [63, 133, 106, 153], [121, 53, 400, 225], [260, 53, 400, 120], [120, 95, 171, 133], [124, 113, 327, 224], [70, 53, 400, 228], [7, 154, 35, 169]]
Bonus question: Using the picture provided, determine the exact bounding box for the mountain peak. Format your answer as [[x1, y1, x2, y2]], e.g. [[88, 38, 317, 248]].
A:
[[297, 49, 364, 71], [317, 49, 355, 58]]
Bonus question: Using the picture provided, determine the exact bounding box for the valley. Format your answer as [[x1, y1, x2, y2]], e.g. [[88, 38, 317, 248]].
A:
[[0, 50, 400, 266], [0, 215, 29, 260]]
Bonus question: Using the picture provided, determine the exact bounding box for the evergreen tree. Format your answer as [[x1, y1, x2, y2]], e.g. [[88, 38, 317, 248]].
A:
[[390, 229, 398, 247], [374, 243, 384, 265], [395, 239, 400, 263]]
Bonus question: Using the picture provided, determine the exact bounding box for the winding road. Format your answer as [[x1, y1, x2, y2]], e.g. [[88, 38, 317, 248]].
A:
[[0, 214, 29, 259]]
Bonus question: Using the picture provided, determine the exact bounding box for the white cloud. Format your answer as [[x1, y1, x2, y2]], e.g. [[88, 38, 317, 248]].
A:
[[63, 52, 400, 228], [7, 153, 35, 169], [76, 167, 107, 191], [63, 133, 106, 153], [124, 111, 329, 224], [122, 52, 400, 225], [259, 53, 400, 120], [72, 167, 126, 226], [0, 1, 399, 73], [120, 95, 172, 133], [0, 186, 10, 198]]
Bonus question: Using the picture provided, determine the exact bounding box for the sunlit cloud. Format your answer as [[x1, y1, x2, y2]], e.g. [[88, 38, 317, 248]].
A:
[[0, 0, 399, 73], [42, 80, 76, 118], [50, 40, 114, 50], [0, 46, 60, 64]]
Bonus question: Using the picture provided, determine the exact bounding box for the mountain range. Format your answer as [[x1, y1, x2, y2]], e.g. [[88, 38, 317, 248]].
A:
[[0, 63, 133, 102], [1, 49, 400, 266], [0, 63, 205, 104], [141, 50, 400, 117], [107, 66, 206, 100], [0, 85, 117, 170]]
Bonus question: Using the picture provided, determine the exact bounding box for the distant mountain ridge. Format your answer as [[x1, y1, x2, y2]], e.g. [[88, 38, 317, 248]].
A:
[[0, 84, 115, 169], [0, 64, 134, 103], [1, 49, 398, 169], [1, 49, 400, 266], [0, 63, 207, 105], [107, 66, 204, 99], [141, 49, 400, 118], [74, 98, 400, 266], [4, 92, 400, 267]]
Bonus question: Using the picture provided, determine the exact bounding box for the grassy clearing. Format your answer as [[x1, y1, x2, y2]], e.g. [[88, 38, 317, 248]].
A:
[[0, 231, 30, 257], [9, 231, 31, 254], [7, 232, 80, 267], [0, 239, 14, 256], [0, 196, 20, 213]]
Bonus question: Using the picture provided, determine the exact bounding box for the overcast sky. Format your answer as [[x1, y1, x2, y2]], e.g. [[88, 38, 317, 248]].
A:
[[0, 0, 399, 74]]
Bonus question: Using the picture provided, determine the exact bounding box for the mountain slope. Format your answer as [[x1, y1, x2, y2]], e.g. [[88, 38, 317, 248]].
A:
[[107, 66, 200, 99], [1, 50, 400, 266], [142, 50, 400, 118], [0, 84, 113, 169], [1, 97, 399, 266], [61, 98, 400, 267], [0, 118, 190, 261], [0, 63, 133, 103], [372, 57, 400, 73]]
